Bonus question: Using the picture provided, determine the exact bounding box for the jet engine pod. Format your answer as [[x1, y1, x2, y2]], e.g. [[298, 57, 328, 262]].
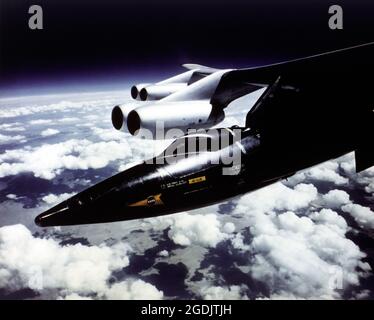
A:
[[130, 83, 151, 100], [112, 103, 141, 132], [127, 101, 225, 138], [139, 83, 187, 101]]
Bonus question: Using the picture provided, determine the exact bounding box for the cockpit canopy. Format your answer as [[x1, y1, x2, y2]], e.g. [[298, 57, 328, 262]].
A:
[[159, 127, 248, 158]]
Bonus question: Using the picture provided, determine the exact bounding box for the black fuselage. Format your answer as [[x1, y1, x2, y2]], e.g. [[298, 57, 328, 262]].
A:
[[34, 126, 356, 227]]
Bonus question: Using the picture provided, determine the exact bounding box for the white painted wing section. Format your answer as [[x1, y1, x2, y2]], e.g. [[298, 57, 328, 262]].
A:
[[161, 70, 232, 102], [215, 88, 267, 128], [182, 64, 221, 74]]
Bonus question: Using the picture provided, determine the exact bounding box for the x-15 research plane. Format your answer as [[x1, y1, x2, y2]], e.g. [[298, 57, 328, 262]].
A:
[[35, 43, 374, 227]]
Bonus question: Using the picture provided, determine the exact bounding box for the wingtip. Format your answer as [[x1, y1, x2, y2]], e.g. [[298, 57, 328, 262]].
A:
[[182, 64, 220, 73]]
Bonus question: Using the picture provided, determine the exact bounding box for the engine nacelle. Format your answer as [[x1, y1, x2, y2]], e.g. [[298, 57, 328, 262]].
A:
[[130, 83, 151, 100], [139, 83, 187, 101], [126, 101, 225, 138], [111, 103, 141, 132], [130, 71, 197, 101]]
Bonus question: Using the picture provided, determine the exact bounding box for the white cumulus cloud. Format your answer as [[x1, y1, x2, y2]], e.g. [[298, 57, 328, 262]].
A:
[[41, 128, 60, 137], [104, 279, 163, 300], [0, 133, 26, 145], [305, 166, 348, 185], [234, 182, 318, 218], [231, 182, 370, 299], [0, 138, 133, 179], [0, 224, 130, 294], [322, 190, 351, 209], [0, 224, 163, 299], [42, 193, 76, 205], [365, 182, 374, 196], [29, 119, 53, 125], [342, 204, 374, 229], [158, 250, 169, 257], [167, 213, 229, 248], [200, 285, 248, 300], [287, 158, 350, 186]]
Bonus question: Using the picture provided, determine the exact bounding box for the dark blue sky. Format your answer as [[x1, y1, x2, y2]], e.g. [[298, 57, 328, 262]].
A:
[[1, 0, 374, 93]]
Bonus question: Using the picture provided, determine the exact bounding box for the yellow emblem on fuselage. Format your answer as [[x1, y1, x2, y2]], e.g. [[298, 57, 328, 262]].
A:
[[188, 176, 206, 184], [128, 194, 164, 207]]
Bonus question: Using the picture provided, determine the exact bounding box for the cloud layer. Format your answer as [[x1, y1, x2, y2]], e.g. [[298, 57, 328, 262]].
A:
[[0, 139, 133, 179], [0, 224, 162, 299], [1, 91, 373, 300], [231, 183, 371, 299]]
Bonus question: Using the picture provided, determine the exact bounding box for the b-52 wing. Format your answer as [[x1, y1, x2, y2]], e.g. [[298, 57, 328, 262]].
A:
[[113, 42, 373, 170]]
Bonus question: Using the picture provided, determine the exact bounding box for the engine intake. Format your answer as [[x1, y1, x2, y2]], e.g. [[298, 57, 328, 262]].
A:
[[111, 103, 140, 132], [130, 83, 151, 100]]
